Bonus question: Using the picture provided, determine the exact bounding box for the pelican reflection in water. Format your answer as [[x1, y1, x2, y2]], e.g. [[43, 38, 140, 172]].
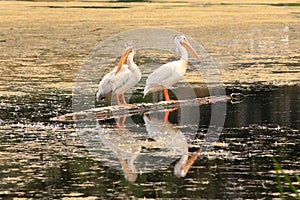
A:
[[85, 110, 201, 183], [94, 119, 141, 182], [143, 109, 201, 177]]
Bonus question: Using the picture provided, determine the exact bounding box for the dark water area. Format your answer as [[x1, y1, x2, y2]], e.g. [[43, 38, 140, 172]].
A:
[[0, 85, 299, 199], [226, 86, 300, 129], [227, 86, 299, 129]]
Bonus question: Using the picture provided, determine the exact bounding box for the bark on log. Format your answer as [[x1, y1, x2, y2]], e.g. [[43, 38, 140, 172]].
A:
[[50, 93, 245, 122]]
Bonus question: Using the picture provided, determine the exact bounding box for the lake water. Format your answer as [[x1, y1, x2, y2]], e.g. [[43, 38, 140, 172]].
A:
[[1, 84, 299, 199], [0, 1, 300, 199]]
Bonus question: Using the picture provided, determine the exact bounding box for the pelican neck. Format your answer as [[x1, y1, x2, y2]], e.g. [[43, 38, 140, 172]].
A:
[[177, 42, 189, 61], [127, 53, 136, 69]]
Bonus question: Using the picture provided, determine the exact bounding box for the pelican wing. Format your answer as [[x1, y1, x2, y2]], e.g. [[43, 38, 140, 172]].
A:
[[96, 65, 124, 99], [112, 65, 131, 93], [144, 60, 184, 96], [96, 70, 115, 99]]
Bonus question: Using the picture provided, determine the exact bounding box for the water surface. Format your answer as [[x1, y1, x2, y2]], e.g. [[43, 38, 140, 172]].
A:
[[1, 85, 299, 199], [0, 1, 299, 199]]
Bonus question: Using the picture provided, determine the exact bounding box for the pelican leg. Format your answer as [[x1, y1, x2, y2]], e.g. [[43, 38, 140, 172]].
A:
[[116, 117, 121, 128], [164, 108, 178, 122], [116, 94, 122, 106], [164, 109, 170, 122], [163, 88, 171, 101], [121, 93, 127, 105], [116, 116, 127, 127], [121, 115, 127, 126]]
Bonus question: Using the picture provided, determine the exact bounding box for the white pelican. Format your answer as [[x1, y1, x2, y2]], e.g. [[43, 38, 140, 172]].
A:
[[143, 35, 201, 101], [96, 44, 141, 106]]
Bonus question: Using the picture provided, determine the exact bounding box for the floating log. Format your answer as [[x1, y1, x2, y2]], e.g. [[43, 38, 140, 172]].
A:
[[50, 93, 245, 122]]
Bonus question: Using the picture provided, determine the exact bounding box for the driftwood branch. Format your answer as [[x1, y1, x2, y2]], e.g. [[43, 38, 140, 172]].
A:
[[50, 93, 245, 122]]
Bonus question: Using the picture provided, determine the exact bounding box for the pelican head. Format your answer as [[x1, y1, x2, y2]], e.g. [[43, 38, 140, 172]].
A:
[[115, 43, 135, 75], [174, 154, 189, 177], [174, 35, 201, 62], [174, 147, 201, 177]]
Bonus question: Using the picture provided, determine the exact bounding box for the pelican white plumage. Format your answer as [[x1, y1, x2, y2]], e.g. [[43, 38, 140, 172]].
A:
[[96, 44, 141, 106], [143, 35, 201, 101]]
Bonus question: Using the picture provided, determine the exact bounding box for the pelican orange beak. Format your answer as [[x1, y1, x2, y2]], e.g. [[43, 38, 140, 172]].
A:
[[179, 148, 201, 177], [180, 41, 201, 62], [115, 47, 133, 75]]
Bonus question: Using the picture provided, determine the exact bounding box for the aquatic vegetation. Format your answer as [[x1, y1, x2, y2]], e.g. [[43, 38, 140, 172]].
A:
[[272, 158, 300, 199]]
